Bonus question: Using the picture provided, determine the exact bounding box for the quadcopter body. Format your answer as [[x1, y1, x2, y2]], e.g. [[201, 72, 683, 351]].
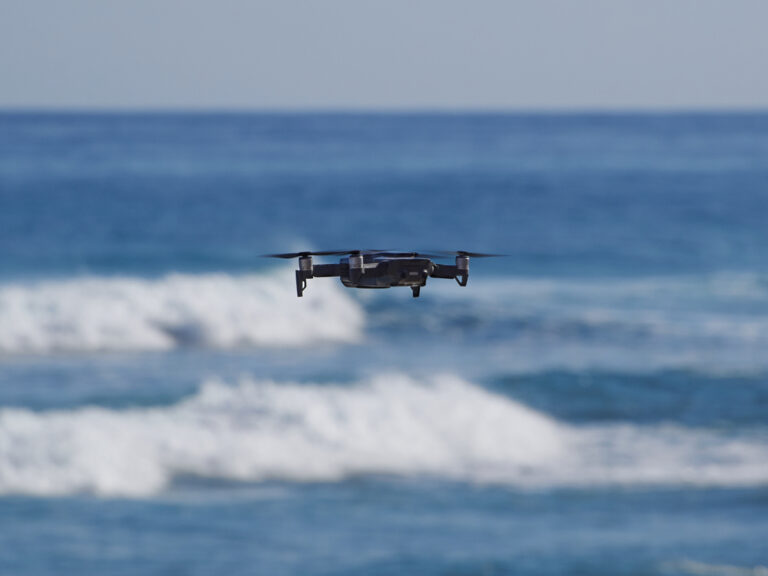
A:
[[265, 250, 499, 297]]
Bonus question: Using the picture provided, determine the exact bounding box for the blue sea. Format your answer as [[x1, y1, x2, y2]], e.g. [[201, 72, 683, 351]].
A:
[[1, 112, 767, 575]]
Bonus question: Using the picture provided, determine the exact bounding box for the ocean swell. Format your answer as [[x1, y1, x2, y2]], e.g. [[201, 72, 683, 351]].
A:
[[0, 374, 765, 497]]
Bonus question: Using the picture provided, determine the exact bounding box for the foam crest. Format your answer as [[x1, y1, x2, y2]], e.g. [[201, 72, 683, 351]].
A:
[[0, 375, 765, 497], [390, 272, 768, 373], [665, 560, 768, 576], [0, 271, 364, 354], [424, 272, 768, 344]]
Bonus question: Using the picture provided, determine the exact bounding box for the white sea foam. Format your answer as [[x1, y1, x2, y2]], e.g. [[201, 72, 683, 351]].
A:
[[665, 560, 768, 576], [3, 270, 767, 370], [399, 272, 768, 373], [0, 270, 364, 354], [0, 374, 765, 497], [425, 272, 768, 342]]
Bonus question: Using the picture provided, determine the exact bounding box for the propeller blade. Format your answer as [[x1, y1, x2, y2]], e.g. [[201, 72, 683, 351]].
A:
[[263, 249, 391, 259], [263, 251, 344, 259], [458, 251, 505, 258], [374, 251, 443, 259], [264, 252, 301, 259], [433, 250, 506, 258], [263, 249, 503, 259]]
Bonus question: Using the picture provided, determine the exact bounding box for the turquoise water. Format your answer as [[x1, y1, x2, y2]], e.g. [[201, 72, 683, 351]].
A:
[[0, 112, 767, 575]]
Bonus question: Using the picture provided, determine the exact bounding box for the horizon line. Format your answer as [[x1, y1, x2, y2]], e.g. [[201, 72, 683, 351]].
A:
[[2, 105, 768, 116]]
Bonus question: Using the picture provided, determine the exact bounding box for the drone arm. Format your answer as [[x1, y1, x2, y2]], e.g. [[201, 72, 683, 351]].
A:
[[430, 264, 469, 286], [312, 264, 343, 277], [430, 264, 458, 279], [294, 263, 343, 297]]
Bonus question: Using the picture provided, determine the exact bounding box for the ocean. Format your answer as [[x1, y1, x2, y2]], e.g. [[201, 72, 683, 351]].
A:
[[0, 112, 767, 575]]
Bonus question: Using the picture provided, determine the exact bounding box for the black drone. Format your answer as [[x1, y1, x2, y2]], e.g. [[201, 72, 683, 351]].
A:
[[265, 250, 501, 297]]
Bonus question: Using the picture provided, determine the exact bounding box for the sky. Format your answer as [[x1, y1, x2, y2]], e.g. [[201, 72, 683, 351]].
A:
[[1, 0, 767, 110]]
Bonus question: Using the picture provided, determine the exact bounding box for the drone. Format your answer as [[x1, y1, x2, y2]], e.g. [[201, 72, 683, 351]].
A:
[[264, 250, 501, 297]]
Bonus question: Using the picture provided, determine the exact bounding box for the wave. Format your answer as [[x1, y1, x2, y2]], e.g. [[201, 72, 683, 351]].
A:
[[3, 270, 768, 374], [663, 560, 768, 576], [417, 272, 768, 342], [1, 374, 765, 497], [0, 271, 364, 354], [362, 271, 768, 373]]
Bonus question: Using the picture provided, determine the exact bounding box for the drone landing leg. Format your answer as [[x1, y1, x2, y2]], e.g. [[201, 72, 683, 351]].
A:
[[296, 270, 307, 297], [411, 286, 420, 298]]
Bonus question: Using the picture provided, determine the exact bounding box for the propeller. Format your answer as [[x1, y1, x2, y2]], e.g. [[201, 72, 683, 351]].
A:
[[373, 251, 443, 259], [263, 249, 504, 259], [434, 250, 506, 258], [263, 250, 390, 259]]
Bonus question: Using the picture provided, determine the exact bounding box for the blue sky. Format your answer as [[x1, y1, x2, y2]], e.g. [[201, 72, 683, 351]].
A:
[[1, 0, 767, 109]]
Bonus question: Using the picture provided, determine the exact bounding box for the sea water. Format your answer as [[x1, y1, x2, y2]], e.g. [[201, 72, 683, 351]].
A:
[[0, 112, 767, 575]]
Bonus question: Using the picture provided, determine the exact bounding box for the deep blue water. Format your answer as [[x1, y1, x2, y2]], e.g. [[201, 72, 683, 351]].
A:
[[1, 112, 767, 575]]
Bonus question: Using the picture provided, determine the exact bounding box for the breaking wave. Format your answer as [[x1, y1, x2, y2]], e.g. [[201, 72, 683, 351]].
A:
[[0, 374, 766, 497], [365, 271, 768, 373], [663, 560, 768, 576], [0, 271, 364, 354], [418, 272, 768, 343]]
